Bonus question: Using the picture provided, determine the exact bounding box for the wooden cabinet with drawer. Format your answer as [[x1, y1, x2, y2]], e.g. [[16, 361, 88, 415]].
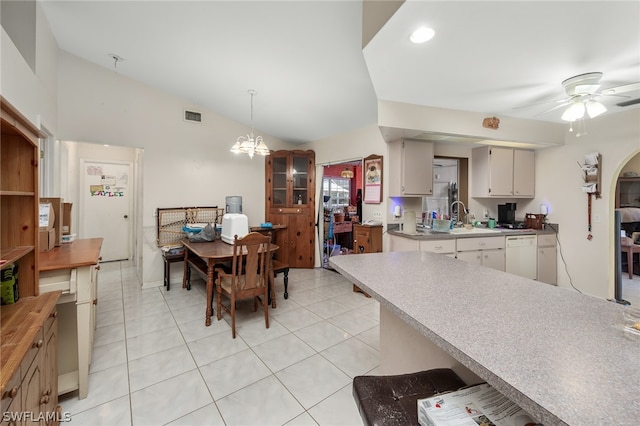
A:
[[352, 224, 383, 296], [265, 150, 315, 268], [1, 292, 61, 426]]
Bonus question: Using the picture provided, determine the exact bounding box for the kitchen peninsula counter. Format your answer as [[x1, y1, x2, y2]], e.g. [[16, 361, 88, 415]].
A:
[[329, 251, 639, 425]]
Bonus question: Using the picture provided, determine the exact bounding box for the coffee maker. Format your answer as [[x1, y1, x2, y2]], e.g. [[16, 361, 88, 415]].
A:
[[498, 203, 517, 227]]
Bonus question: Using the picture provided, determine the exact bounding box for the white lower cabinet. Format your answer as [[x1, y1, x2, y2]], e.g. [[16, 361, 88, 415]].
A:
[[39, 263, 99, 399], [456, 236, 506, 271], [537, 234, 557, 285], [389, 235, 419, 252], [420, 239, 456, 258]]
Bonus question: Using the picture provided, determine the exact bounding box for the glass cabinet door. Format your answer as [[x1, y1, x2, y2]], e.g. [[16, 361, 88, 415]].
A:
[[271, 156, 288, 206], [292, 154, 309, 206]]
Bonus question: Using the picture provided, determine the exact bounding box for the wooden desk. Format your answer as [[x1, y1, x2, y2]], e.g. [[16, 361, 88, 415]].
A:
[[39, 238, 103, 399], [181, 239, 278, 326], [621, 242, 640, 279]]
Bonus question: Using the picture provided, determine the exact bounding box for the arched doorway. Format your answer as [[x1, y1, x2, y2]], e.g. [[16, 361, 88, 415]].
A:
[[613, 149, 640, 306]]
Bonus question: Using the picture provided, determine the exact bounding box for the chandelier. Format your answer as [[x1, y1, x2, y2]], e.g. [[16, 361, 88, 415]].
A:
[[230, 89, 270, 159], [341, 167, 354, 179]]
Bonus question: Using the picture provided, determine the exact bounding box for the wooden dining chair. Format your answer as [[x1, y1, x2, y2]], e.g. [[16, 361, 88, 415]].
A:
[[215, 231, 271, 338]]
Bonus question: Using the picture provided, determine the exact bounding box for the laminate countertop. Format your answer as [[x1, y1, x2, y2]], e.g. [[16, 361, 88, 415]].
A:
[[329, 251, 639, 425], [388, 224, 557, 240]]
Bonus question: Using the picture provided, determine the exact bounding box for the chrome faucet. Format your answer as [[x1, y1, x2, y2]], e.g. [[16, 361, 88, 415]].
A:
[[450, 200, 468, 226]]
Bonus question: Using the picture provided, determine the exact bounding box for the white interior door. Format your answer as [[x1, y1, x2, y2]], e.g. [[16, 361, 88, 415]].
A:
[[80, 160, 133, 261]]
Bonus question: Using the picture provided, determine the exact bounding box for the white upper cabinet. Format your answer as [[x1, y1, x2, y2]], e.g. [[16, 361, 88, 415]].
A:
[[471, 146, 535, 198], [388, 139, 434, 196]]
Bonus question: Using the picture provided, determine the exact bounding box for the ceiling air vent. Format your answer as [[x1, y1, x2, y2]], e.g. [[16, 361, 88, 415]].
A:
[[184, 109, 202, 123]]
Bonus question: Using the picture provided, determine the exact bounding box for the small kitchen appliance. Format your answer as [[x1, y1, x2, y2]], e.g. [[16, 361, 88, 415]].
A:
[[498, 203, 517, 227], [221, 213, 249, 244]]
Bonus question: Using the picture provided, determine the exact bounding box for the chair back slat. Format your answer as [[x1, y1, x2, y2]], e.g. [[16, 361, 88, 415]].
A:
[[231, 232, 271, 292]]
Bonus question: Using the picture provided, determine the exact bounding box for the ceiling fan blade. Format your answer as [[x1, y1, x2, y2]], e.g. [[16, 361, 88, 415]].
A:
[[602, 82, 640, 95], [535, 100, 572, 116], [512, 97, 570, 110], [617, 98, 640, 107]]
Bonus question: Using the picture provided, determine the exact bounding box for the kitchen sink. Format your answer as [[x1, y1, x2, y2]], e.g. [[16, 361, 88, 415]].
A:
[[448, 227, 501, 234]]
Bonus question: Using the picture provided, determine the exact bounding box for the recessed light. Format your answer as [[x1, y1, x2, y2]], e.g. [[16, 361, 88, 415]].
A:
[[410, 26, 435, 44]]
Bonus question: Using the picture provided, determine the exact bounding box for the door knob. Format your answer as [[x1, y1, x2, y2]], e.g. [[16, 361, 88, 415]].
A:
[[124, 214, 128, 219]]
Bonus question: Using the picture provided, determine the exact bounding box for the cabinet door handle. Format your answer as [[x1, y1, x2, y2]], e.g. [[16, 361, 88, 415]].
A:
[[95, 265, 101, 271], [33, 339, 44, 349], [93, 298, 98, 305], [50, 311, 58, 318], [8, 386, 19, 398], [40, 394, 49, 404]]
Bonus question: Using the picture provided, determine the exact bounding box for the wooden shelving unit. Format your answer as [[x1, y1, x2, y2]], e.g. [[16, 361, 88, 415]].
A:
[[1, 96, 43, 298]]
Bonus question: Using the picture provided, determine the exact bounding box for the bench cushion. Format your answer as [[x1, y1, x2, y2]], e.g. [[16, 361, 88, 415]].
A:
[[352, 369, 466, 426]]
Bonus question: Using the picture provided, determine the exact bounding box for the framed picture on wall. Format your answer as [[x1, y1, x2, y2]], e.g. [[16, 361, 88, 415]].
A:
[[363, 154, 383, 204]]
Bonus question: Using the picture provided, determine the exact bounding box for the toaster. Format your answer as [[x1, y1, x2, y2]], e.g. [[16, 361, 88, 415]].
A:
[[221, 213, 249, 244]]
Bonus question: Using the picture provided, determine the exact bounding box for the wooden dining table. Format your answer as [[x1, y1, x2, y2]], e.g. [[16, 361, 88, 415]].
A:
[[181, 238, 279, 326]]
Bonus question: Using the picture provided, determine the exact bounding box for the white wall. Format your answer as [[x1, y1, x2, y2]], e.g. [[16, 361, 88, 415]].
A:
[[56, 51, 295, 286], [0, 2, 58, 134], [514, 109, 640, 299]]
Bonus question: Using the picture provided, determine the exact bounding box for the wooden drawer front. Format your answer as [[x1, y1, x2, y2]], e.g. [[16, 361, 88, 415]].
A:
[[456, 236, 505, 251], [420, 239, 456, 254], [274, 207, 304, 214], [537, 234, 556, 247], [1, 369, 21, 414]]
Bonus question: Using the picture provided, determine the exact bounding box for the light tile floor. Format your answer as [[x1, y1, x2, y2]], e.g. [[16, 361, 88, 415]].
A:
[[60, 261, 378, 426], [59, 261, 640, 425]]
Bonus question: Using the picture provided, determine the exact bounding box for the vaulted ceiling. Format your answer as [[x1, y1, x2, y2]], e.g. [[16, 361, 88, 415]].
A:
[[41, 1, 640, 145]]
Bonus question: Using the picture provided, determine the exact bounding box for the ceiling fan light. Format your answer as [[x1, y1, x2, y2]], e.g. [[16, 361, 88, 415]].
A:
[[561, 102, 585, 122], [586, 100, 607, 118]]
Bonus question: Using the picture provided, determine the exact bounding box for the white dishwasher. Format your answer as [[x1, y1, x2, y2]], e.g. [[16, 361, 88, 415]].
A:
[[505, 235, 537, 279]]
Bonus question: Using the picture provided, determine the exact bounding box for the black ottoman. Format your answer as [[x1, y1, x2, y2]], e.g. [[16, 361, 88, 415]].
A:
[[352, 369, 466, 426]]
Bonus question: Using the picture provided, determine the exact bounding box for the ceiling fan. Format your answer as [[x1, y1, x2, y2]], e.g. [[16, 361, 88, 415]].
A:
[[526, 72, 640, 122]]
